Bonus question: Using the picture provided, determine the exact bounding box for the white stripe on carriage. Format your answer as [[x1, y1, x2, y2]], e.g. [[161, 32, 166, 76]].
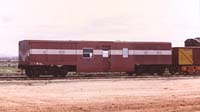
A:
[[29, 49, 172, 55]]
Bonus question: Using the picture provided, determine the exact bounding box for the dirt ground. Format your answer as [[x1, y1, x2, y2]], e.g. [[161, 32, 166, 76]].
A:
[[1, 77, 200, 112]]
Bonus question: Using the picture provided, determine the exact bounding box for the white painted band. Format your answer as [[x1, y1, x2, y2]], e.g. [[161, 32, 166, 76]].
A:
[[29, 49, 172, 56]]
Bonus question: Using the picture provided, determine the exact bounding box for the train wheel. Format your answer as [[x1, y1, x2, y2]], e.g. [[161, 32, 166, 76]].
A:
[[25, 68, 40, 78], [127, 72, 137, 76], [126, 72, 133, 76], [60, 73, 66, 78], [53, 73, 59, 78], [59, 70, 67, 78], [55, 71, 67, 78], [53, 71, 65, 78], [33, 69, 40, 78], [25, 69, 33, 78]]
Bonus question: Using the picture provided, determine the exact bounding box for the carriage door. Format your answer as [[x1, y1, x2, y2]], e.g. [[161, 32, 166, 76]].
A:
[[102, 45, 111, 71]]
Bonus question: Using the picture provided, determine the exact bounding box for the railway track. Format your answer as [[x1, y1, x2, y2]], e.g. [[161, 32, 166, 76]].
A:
[[0, 75, 136, 80], [0, 73, 200, 81], [0, 73, 133, 80]]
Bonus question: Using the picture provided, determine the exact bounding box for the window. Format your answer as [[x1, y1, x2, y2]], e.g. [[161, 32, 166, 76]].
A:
[[102, 50, 109, 58], [123, 48, 128, 58], [83, 48, 93, 58]]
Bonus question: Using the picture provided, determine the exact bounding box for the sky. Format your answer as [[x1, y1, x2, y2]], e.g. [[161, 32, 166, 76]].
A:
[[0, 0, 200, 56]]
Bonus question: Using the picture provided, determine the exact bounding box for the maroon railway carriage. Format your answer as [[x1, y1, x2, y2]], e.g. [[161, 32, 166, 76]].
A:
[[18, 40, 172, 77]]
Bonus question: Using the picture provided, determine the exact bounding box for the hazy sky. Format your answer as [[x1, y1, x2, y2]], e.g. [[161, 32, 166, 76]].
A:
[[0, 0, 200, 56]]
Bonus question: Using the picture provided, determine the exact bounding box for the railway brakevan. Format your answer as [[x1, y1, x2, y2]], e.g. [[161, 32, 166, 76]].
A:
[[18, 40, 172, 77]]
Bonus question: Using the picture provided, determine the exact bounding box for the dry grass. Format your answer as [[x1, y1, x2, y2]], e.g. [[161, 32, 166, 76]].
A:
[[0, 66, 20, 74]]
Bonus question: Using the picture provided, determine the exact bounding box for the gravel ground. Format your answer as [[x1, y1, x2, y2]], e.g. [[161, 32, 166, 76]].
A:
[[1, 77, 200, 112]]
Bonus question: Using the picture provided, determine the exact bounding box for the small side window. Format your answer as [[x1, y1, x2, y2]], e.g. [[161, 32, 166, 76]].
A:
[[123, 48, 128, 58], [83, 48, 93, 58], [102, 50, 109, 58]]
